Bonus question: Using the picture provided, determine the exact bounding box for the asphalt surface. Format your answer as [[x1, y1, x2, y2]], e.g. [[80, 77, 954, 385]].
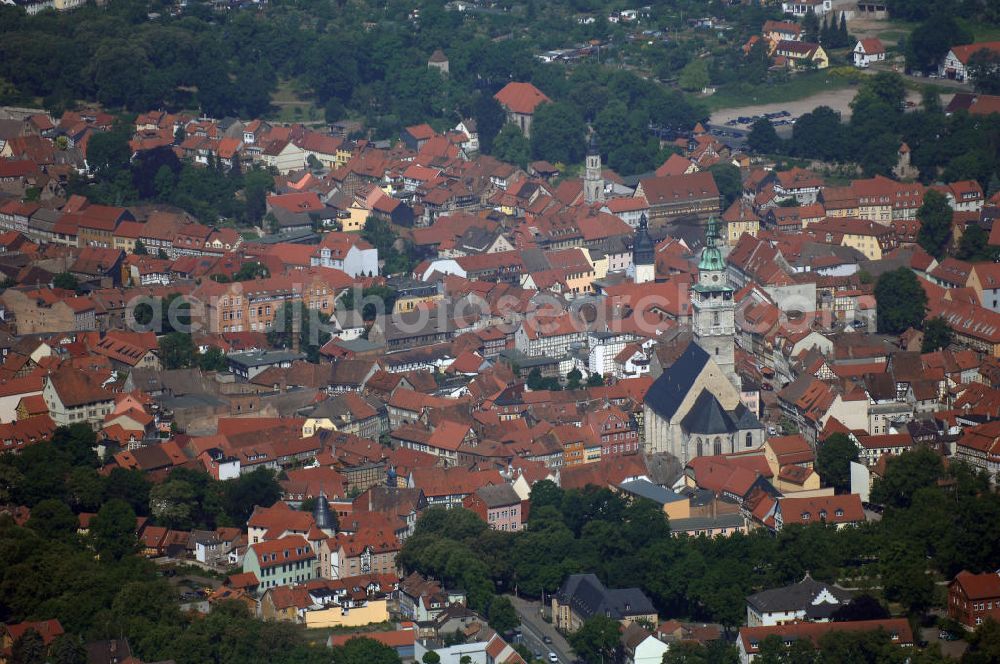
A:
[[510, 595, 576, 663]]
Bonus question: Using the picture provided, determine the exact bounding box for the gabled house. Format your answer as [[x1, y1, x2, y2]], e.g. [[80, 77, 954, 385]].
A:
[[853, 38, 886, 68], [746, 574, 853, 627]]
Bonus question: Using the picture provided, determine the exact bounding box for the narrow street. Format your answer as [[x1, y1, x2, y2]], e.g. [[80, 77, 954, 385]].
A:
[[509, 595, 576, 663]]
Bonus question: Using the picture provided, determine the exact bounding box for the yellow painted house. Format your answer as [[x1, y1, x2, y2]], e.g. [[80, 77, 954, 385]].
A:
[[721, 200, 760, 246], [774, 40, 829, 69], [763, 435, 822, 493]]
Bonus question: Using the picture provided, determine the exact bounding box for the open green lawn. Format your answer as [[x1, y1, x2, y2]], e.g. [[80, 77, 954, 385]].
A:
[[269, 79, 322, 124], [958, 18, 1000, 42], [704, 71, 855, 112]]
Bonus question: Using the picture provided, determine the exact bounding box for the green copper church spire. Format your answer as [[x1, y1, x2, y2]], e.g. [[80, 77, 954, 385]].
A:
[[697, 216, 725, 272]]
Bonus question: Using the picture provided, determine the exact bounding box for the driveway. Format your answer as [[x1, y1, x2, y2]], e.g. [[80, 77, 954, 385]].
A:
[[509, 595, 576, 663]]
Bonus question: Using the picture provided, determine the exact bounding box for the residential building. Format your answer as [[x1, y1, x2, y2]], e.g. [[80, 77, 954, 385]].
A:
[[737, 619, 912, 663], [940, 41, 1000, 81], [746, 574, 853, 627], [42, 367, 115, 430], [635, 172, 721, 222], [948, 570, 1000, 629], [243, 535, 317, 595], [461, 483, 524, 532], [853, 38, 886, 67], [552, 574, 657, 633]]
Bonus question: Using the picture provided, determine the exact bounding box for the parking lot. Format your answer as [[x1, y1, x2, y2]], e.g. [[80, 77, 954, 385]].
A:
[[709, 87, 926, 138]]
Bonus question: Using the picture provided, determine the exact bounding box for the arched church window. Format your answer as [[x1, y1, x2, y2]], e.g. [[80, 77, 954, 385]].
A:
[[713, 437, 722, 456], [746, 432, 753, 448]]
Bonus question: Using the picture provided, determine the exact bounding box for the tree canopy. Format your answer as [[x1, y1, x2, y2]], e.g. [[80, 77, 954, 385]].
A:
[[874, 268, 928, 335]]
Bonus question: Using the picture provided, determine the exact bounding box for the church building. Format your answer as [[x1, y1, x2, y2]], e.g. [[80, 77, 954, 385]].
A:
[[642, 219, 763, 463]]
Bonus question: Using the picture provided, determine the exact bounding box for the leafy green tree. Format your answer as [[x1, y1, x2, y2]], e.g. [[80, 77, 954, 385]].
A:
[[747, 118, 782, 154], [267, 302, 332, 363], [493, 124, 531, 170], [487, 595, 519, 634], [662, 641, 739, 664], [197, 346, 228, 372], [568, 615, 621, 664], [331, 637, 402, 664], [158, 332, 196, 370], [422, 652, 441, 664], [472, 93, 506, 155], [66, 467, 105, 513], [26, 499, 78, 540], [51, 424, 99, 468], [530, 102, 586, 165], [10, 628, 46, 664], [133, 239, 148, 255], [802, 9, 820, 43], [53, 272, 80, 292], [233, 261, 269, 281], [565, 368, 582, 391], [586, 373, 605, 387], [104, 467, 152, 516], [149, 480, 196, 530], [678, 58, 709, 92], [921, 317, 954, 353], [90, 498, 138, 561], [47, 634, 86, 664], [830, 594, 889, 621], [905, 15, 972, 72], [792, 106, 845, 161], [882, 544, 935, 616], [916, 189, 953, 259], [871, 447, 943, 509], [874, 268, 928, 334], [222, 468, 281, 524], [86, 125, 133, 180], [815, 433, 858, 493], [957, 223, 992, 261], [708, 163, 741, 208], [965, 619, 1000, 664]]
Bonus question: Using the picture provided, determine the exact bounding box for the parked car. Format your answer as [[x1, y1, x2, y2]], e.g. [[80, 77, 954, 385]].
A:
[[548, 654, 559, 663], [543, 636, 552, 644]]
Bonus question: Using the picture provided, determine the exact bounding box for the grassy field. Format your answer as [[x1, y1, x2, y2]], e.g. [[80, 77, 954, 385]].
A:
[[704, 71, 855, 112], [959, 18, 1000, 42], [269, 79, 322, 124]]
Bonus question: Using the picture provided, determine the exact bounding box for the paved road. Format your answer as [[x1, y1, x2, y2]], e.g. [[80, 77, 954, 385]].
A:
[[510, 595, 575, 663]]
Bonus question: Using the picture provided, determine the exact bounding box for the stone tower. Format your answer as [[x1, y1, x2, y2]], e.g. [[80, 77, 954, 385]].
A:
[[583, 132, 605, 205], [692, 217, 739, 389], [632, 213, 655, 284]]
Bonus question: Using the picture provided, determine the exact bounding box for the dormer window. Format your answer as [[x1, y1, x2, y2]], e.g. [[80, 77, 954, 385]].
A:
[[801, 512, 810, 520]]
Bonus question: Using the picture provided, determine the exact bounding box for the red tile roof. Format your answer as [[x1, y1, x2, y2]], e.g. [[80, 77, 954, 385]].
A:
[[951, 570, 1000, 600], [494, 82, 551, 115]]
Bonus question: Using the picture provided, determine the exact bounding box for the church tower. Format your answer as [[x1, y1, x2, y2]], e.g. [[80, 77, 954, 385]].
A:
[[583, 132, 605, 205], [692, 217, 739, 389], [632, 213, 654, 284]]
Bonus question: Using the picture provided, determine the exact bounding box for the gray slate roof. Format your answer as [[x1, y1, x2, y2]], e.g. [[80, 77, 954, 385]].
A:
[[555, 573, 656, 622], [644, 342, 709, 420], [618, 478, 686, 505], [746, 574, 853, 620], [681, 389, 734, 434]]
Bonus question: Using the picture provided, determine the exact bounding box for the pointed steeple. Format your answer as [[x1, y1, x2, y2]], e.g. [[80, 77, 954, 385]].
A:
[[697, 217, 726, 272]]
